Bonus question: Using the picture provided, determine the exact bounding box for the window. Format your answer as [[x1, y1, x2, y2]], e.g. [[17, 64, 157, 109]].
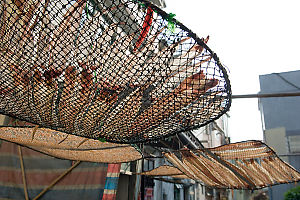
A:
[[288, 135, 300, 153]]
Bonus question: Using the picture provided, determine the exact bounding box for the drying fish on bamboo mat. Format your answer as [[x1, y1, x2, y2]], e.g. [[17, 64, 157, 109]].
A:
[[141, 141, 300, 189], [0, 0, 231, 143]]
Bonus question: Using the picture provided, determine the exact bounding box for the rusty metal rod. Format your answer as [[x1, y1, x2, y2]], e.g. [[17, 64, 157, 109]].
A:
[[232, 92, 300, 99]]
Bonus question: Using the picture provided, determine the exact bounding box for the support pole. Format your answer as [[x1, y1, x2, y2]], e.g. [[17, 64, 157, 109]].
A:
[[141, 159, 145, 200], [33, 161, 81, 200], [18, 146, 29, 200]]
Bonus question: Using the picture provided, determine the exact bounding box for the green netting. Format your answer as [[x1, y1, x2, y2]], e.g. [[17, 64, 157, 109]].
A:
[[0, 0, 231, 143]]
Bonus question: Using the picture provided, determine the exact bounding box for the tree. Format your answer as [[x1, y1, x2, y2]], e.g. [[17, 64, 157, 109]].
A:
[[284, 185, 300, 200]]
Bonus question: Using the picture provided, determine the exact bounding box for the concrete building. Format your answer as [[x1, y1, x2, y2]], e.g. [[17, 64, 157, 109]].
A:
[[192, 114, 231, 200], [195, 114, 230, 149], [258, 70, 300, 200]]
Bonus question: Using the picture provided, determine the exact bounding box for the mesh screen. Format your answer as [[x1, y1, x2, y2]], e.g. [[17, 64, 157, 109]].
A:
[[0, 0, 231, 143]]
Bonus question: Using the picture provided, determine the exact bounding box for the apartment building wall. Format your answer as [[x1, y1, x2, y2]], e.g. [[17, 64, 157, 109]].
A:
[[192, 114, 230, 200], [259, 70, 300, 200]]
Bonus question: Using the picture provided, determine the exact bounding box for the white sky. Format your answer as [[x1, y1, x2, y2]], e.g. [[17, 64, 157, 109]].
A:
[[164, 0, 300, 142]]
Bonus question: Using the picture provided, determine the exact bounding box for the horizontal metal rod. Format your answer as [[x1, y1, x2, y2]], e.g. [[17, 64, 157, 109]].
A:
[[277, 154, 300, 157], [232, 92, 300, 99]]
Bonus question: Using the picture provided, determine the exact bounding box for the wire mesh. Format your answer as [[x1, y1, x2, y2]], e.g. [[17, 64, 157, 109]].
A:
[[0, 0, 231, 143]]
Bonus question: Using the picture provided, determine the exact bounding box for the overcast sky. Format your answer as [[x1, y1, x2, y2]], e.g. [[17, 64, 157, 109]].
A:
[[164, 0, 300, 142]]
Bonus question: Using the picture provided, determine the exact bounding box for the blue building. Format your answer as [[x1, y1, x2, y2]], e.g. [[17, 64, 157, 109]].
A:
[[259, 70, 300, 200]]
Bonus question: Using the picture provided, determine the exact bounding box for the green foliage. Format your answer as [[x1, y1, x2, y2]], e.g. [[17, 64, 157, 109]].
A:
[[284, 185, 300, 200]]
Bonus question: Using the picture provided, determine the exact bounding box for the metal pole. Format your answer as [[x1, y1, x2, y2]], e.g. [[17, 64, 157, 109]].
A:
[[141, 159, 145, 200], [232, 92, 300, 99], [18, 146, 29, 200], [33, 161, 81, 200]]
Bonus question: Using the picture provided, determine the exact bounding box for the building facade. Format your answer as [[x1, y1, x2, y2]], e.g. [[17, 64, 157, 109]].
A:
[[258, 70, 300, 200], [192, 114, 231, 200]]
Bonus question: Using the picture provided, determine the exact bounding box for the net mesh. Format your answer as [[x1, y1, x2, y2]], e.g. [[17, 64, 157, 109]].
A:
[[0, 0, 231, 143]]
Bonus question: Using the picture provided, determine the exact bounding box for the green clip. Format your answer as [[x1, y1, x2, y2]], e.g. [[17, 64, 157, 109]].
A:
[[131, 144, 143, 155], [134, 0, 146, 8], [94, 70, 97, 84], [139, 2, 146, 8], [167, 13, 176, 33], [98, 138, 106, 143], [86, 2, 89, 19]]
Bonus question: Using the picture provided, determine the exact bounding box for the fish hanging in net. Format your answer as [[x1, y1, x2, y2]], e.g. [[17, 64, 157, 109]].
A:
[[0, 0, 231, 143]]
